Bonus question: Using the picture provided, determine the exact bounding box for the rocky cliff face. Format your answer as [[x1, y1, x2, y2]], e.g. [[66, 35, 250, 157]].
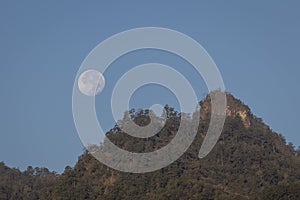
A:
[[200, 92, 251, 128]]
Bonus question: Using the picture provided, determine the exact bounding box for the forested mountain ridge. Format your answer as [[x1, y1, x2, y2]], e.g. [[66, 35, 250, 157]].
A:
[[1, 93, 300, 199]]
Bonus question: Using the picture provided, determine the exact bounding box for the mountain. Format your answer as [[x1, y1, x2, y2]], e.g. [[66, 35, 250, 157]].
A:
[[1, 93, 300, 199]]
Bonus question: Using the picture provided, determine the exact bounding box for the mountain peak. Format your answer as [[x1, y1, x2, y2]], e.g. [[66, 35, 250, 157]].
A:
[[200, 92, 251, 128], [1, 93, 300, 199]]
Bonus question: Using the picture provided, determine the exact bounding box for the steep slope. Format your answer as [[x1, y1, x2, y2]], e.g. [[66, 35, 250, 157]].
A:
[[1, 93, 299, 199], [51, 93, 300, 199]]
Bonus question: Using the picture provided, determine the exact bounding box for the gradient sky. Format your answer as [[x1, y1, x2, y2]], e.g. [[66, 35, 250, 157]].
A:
[[0, 1, 299, 173]]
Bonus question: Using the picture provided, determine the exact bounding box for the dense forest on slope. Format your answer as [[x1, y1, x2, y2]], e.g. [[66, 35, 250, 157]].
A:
[[1, 93, 300, 199]]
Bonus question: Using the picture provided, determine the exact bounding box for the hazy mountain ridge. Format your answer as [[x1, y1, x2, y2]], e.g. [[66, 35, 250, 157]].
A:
[[1, 93, 300, 199]]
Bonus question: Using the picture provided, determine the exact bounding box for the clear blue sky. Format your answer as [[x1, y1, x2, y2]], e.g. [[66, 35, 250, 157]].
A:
[[0, 1, 299, 173]]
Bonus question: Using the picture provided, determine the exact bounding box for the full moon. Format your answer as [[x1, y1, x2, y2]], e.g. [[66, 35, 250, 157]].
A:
[[78, 70, 105, 96]]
